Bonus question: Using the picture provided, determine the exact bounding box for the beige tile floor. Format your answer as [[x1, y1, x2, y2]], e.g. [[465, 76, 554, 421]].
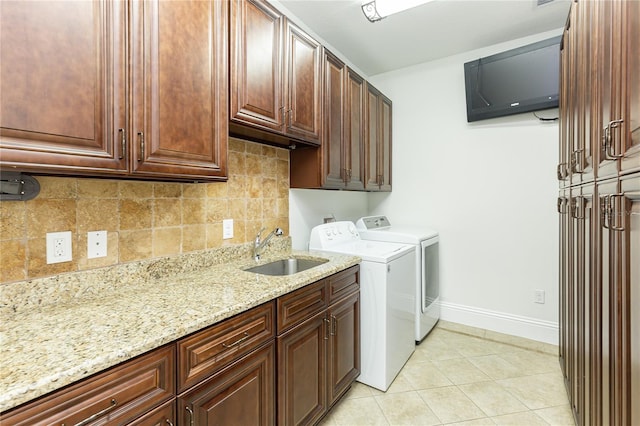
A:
[[321, 324, 575, 426]]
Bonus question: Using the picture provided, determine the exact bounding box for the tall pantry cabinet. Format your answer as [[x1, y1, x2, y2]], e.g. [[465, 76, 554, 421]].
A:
[[557, 1, 639, 425]]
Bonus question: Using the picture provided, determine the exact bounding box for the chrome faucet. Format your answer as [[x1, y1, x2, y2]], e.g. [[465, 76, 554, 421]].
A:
[[253, 227, 283, 261]]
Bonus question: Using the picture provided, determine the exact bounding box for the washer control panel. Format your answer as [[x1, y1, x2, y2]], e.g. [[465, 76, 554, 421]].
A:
[[309, 221, 360, 249], [356, 215, 391, 230]]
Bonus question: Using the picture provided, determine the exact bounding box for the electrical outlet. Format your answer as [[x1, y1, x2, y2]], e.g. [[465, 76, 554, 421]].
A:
[[223, 219, 234, 239], [46, 231, 72, 264], [534, 289, 545, 304], [87, 231, 107, 259]]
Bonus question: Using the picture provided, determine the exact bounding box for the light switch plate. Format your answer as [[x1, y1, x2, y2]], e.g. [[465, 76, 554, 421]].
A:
[[223, 219, 234, 239], [87, 230, 108, 259]]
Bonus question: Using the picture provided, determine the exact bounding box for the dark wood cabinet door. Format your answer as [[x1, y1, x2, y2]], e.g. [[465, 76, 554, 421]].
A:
[[277, 311, 327, 426], [558, 22, 571, 183], [322, 51, 347, 189], [558, 191, 569, 383], [572, 0, 596, 183], [327, 291, 360, 407], [365, 84, 381, 190], [595, 0, 622, 179], [620, 0, 640, 174], [178, 343, 275, 426], [0, 1, 127, 175], [595, 178, 618, 425], [364, 84, 392, 191], [283, 19, 322, 145], [230, 0, 284, 133], [619, 175, 639, 426], [345, 68, 366, 191], [379, 93, 393, 191], [130, 0, 227, 180]]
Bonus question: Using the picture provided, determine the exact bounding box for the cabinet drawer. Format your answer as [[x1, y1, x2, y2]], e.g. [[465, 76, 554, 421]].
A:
[[0, 345, 175, 426], [327, 265, 359, 303], [128, 399, 175, 426], [177, 301, 275, 393], [277, 279, 327, 334]]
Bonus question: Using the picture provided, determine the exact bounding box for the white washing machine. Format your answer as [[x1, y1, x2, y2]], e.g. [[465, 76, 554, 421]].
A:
[[356, 215, 440, 342], [309, 221, 415, 392]]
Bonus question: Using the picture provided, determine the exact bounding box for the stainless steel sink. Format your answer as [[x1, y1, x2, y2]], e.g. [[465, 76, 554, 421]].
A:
[[244, 257, 328, 276]]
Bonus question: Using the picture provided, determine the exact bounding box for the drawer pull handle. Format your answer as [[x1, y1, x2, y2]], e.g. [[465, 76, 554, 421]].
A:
[[72, 398, 117, 426], [222, 332, 250, 348]]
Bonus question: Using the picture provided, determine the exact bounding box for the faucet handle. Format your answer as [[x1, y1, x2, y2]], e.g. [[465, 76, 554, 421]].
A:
[[275, 227, 283, 236]]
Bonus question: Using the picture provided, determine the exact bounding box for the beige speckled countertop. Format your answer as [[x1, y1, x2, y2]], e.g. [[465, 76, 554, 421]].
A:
[[0, 242, 360, 413]]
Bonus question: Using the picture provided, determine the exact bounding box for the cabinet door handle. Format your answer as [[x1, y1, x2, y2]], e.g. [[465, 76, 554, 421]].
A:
[[118, 128, 126, 160], [602, 119, 624, 160], [609, 194, 625, 231], [571, 150, 583, 173], [165, 420, 174, 426], [137, 131, 145, 162], [70, 398, 117, 426], [222, 331, 250, 348], [330, 315, 337, 336], [323, 317, 331, 340], [185, 406, 194, 426]]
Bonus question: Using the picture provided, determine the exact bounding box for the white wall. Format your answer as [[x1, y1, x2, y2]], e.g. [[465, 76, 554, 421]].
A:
[[368, 29, 562, 344], [289, 189, 368, 250]]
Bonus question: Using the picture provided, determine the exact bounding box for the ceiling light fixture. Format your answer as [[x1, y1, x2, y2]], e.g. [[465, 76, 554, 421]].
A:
[[361, 0, 434, 23]]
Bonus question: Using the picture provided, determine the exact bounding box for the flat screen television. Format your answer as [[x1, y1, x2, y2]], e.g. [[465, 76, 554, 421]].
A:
[[464, 36, 561, 122]]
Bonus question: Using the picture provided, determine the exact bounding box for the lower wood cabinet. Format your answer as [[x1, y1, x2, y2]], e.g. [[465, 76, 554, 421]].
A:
[[558, 174, 639, 425], [0, 267, 360, 426], [178, 343, 276, 426], [277, 265, 360, 426], [0, 345, 176, 426]]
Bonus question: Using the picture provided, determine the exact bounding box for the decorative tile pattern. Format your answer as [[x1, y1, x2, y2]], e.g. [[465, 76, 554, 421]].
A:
[[0, 138, 289, 284]]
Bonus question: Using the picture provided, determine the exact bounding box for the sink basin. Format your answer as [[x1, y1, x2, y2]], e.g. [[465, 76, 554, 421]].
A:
[[244, 257, 328, 276]]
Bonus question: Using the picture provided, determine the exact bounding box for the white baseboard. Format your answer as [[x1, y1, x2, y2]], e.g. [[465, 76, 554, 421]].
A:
[[439, 301, 559, 345]]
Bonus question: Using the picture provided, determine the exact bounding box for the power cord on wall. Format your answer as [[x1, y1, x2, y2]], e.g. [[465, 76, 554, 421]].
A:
[[533, 111, 559, 122]]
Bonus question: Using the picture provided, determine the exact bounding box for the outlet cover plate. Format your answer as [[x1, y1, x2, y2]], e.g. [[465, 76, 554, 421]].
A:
[[46, 231, 73, 264], [87, 231, 108, 259]]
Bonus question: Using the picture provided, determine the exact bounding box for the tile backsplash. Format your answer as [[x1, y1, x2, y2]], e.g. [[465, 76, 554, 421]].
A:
[[0, 138, 290, 284]]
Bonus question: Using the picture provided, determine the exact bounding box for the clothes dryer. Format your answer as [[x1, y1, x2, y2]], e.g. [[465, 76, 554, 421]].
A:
[[356, 215, 440, 342]]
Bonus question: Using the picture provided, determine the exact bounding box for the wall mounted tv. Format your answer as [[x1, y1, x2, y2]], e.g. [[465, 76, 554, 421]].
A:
[[464, 35, 561, 122]]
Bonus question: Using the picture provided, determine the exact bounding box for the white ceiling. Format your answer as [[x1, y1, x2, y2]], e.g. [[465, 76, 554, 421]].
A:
[[276, 0, 571, 76]]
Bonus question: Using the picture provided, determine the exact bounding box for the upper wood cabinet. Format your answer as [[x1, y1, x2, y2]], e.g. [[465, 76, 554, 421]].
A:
[[365, 84, 392, 191], [0, 0, 228, 181], [0, 1, 127, 174], [620, 0, 640, 175], [290, 51, 365, 190], [230, 0, 322, 147], [130, 0, 228, 180]]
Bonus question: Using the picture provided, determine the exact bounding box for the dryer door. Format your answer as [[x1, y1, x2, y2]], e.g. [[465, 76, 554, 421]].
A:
[[421, 238, 439, 313]]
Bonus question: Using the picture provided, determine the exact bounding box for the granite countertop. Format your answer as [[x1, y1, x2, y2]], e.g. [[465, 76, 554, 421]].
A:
[[0, 245, 360, 413]]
